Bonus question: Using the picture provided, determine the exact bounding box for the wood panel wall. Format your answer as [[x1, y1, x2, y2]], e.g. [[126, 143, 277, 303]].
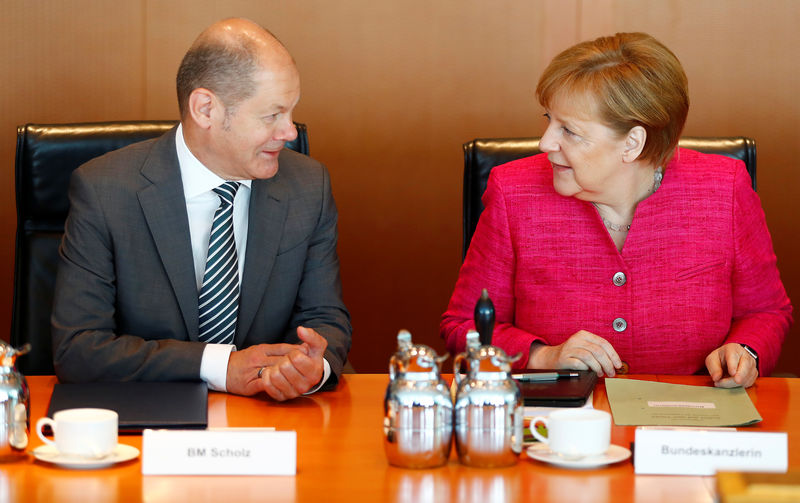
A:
[[1, 0, 798, 375]]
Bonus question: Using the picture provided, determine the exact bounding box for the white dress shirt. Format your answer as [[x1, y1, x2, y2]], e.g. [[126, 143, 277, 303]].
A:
[[175, 124, 330, 393]]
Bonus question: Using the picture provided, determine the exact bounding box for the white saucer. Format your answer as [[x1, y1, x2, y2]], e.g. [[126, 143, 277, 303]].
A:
[[32, 444, 140, 469], [526, 443, 631, 469]]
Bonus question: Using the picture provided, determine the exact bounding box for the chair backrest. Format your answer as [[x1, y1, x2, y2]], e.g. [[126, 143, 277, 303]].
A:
[[12, 120, 309, 374], [462, 136, 757, 259]]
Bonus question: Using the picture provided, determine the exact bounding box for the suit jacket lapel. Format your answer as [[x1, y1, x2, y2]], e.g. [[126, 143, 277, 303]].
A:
[[137, 128, 199, 339], [236, 173, 289, 345]]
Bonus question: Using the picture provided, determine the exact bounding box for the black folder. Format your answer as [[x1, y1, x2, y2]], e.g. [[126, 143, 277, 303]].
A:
[[46, 381, 208, 433], [515, 370, 598, 407]]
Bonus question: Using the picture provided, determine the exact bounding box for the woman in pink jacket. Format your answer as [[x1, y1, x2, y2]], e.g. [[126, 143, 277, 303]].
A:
[[441, 32, 791, 388]]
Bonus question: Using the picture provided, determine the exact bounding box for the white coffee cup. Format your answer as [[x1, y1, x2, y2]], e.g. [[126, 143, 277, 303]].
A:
[[36, 408, 118, 458], [530, 409, 611, 458]]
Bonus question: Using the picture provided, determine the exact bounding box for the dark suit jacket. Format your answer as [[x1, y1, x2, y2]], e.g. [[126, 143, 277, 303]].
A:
[[51, 127, 351, 387]]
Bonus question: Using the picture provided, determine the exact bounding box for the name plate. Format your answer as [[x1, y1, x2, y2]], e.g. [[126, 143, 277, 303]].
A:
[[634, 427, 787, 475], [141, 429, 296, 475]]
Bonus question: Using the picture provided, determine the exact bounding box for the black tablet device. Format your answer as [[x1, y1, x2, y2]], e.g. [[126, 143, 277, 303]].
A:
[[515, 370, 598, 407], [46, 381, 208, 433]]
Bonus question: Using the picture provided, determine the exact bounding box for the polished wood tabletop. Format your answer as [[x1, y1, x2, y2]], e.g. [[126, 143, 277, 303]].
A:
[[6, 374, 798, 503]]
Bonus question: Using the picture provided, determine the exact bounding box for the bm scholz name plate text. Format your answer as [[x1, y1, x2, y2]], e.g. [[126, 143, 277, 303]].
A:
[[141, 428, 296, 475]]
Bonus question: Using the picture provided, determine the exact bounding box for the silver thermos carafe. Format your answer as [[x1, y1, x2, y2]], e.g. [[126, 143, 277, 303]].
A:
[[0, 342, 31, 461], [453, 289, 523, 468], [383, 330, 453, 468]]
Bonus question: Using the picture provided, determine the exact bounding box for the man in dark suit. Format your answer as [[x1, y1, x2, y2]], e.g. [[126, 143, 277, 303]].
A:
[[51, 18, 351, 400]]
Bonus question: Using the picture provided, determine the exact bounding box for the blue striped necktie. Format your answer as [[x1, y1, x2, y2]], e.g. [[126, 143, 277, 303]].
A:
[[198, 181, 240, 344]]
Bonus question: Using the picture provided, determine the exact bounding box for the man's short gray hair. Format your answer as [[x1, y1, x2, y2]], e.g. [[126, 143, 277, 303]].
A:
[[176, 34, 259, 118]]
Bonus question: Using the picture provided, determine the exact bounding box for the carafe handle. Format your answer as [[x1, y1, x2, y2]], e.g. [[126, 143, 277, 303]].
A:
[[453, 353, 466, 387], [389, 354, 399, 380]]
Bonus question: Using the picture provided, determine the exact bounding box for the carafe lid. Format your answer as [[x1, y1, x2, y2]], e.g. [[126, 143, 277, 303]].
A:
[[390, 330, 448, 380], [0, 341, 31, 369], [472, 345, 521, 375]]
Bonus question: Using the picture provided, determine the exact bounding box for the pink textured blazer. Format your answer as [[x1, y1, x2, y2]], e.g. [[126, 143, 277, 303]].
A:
[[441, 149, 792, 375]]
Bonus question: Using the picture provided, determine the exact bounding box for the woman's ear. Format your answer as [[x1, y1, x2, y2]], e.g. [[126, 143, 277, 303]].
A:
[[622, 126, 647, 163]]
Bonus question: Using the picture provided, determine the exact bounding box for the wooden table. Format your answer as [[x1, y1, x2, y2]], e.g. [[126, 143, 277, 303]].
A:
[[5, 374, 798, 502]]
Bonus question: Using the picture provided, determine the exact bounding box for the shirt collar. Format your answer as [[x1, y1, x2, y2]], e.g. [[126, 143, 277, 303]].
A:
[[175, 123, 252, 199]]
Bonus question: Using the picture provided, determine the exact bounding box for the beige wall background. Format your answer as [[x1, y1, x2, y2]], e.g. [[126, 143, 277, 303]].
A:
[[1, 0, 798, 375]]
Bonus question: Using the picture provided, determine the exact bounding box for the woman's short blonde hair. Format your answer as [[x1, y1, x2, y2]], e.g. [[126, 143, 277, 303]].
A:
[[536, 32, 689, 168]]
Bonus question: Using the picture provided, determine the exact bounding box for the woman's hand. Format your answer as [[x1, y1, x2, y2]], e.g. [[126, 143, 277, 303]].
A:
[[705, 343, 758, 388], [528, 330, 622, 377]]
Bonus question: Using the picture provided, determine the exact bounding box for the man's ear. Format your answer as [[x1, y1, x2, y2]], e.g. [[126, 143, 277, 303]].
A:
[[622, 125, 647, 163], [187, 88, 217, 129]]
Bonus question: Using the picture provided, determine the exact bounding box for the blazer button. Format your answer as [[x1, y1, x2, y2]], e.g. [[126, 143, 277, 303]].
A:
[[613, 272, 627, 286], [613, 317, 627, 332]]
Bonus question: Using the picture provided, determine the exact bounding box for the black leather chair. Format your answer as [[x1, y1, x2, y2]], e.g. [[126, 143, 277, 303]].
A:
[[12, 120, 309, 374], [462, 136, 757, 258]]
